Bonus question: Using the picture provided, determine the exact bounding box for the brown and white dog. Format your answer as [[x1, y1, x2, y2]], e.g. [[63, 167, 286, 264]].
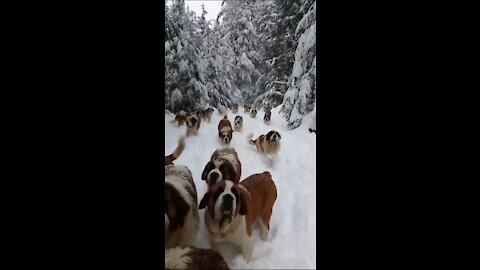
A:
[[263, 110, 271, 124], [247, 130, 281, 157], [199, 172, 277, 262], [186, 113, 201, 137], [231, 104, 239, 113], [165, 246, 230, 270], [201, 148, 242, 188], [218, 116, 233, 144], [165, 136, 186, 166], [199, 107, 214, 122], [243, 105, 250, 113], [171, 110, 188, 126], [234, 116, 243, 132], [165, 165, 199, 249], [250, 108, 257, 118]]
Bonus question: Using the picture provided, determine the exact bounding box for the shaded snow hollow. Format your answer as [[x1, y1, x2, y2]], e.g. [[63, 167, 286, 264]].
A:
[[165, 106, 316, 269]]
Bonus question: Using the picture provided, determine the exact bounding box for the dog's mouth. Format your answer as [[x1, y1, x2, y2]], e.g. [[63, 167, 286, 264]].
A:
[[219, 211, 234, 225]]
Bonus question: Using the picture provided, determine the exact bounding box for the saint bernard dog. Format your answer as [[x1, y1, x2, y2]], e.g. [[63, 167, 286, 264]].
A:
[[165, 136, 186, 166], [171, 110, 187, 126], [247, 130, 281, 157], [199, 107, 214, 123], [234, 115, 243, 132], [165, 165, 199, 249], [201, 148, 242, 188], [199, 171, 277, 262], [186, 113, 201, 137], [165, 246, 230, 270], [250, 108, 257, 118], [231, 104, 239, 113], [218, 116, 233, 144], [263, 110, 271, 124], [218, 104, 227, 116]]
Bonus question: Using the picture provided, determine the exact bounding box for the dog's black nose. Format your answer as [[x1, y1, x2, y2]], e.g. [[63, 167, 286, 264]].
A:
[[208, 172, 219, 186], [223, 194, 233, 209]]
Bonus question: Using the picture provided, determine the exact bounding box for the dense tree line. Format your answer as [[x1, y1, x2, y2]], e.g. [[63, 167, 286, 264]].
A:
[[165, 0, 316, 129]]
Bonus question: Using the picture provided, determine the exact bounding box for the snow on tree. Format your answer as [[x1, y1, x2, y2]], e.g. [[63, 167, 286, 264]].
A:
[[280, 0, 316, 129], [217, 0, 262, 106]]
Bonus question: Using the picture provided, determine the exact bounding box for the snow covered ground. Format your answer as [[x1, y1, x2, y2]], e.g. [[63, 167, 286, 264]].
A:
[[165, 106, 316, 269]]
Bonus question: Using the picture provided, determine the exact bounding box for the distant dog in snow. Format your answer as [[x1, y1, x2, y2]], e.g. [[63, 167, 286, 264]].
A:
[[234, 115, 243, 132], [247, 130, 281, 157], [186, 113, 201, 137], [171, 110, 187, 126], [263, 110, 271, 124], [199, 107, 214, 122], [231, 104, 239, 113], [218, 116, 233, 144], [243, 105, 250, 113], [218, 105, 227, 117]]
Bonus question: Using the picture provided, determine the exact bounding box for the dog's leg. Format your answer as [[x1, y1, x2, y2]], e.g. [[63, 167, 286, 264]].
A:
[[260, 210, 272, 241], [240, 237, 254, 262]]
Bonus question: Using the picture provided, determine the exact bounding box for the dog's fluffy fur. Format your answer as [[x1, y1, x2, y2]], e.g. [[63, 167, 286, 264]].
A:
[[231, 104, 238, 113], [165, 165, 199, 249], [199, 172, 277, 262], [165, 136, 186, 166], [234, 116, 243, 132], [171, 112, 187, 126], [199, 107, 214, 122], [247, 130, 281, 157], [186, 114, 201, 137], [201, 148, 242, 188], [165, 246, 230, 270], [218, 116, 233, 144], [218, 105, 227, 116]]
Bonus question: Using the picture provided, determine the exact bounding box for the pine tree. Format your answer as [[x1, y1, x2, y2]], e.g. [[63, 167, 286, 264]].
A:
[[280, 0, 316, 129]]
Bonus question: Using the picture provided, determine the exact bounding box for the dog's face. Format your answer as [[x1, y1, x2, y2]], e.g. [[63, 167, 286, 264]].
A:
[[199, 180, 248, 225], [250, 109, 257, 116], [201, 159, 237, 187], [186, 115, 198, 128], [234, 116, 243, 127], [266, 130, 281, 145], [220, 130, 233, 143]]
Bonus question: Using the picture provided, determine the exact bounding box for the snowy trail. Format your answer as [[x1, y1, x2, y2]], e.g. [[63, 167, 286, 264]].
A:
[[165, 106, 316, 269]]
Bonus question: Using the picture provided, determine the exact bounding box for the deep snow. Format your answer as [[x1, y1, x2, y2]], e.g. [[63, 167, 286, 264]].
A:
[[165, 106, 316, 269]]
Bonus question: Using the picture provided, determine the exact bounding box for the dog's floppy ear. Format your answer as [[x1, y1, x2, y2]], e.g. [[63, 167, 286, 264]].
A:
[[167, 186, 190, 231], [199, 192, 209, 209], [201, 161, 215, 180], [238, 187, 249, 215]]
